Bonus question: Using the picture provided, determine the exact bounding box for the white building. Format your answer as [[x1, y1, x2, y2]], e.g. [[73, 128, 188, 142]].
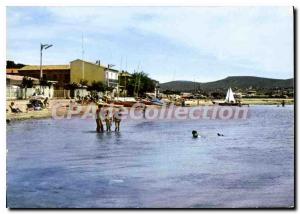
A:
[[105, 68, 119, 88]]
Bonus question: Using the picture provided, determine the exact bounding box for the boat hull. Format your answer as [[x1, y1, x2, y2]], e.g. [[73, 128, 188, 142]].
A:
[[218, 102, 241, 106], [111, 101, 138, 107]]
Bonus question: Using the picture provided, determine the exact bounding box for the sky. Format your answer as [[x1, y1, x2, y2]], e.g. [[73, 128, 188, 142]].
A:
[[7, 6, 294, 83]]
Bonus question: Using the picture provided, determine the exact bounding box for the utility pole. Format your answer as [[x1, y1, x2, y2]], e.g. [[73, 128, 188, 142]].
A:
[[81, 33, 85, 80], [40, 43, 53, 79], [137, 73, 141, 97], [134, 62, 141, 96]]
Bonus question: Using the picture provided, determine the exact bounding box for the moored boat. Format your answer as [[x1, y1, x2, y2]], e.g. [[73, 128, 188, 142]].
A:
[[109, 97, 139, 107], [151, 98, 164, 106]]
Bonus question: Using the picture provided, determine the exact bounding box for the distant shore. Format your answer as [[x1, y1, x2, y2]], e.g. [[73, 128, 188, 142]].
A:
[[239, 98, 294, 105], [6, 98, 294, 122], [183, 98, 294, 106]]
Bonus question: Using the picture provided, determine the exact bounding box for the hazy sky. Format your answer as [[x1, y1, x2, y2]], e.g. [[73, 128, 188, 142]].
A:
[[7, 7, 293, 83]]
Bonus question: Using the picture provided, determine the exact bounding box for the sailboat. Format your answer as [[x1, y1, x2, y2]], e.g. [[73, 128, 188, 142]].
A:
[[213, 87, 241, 106]]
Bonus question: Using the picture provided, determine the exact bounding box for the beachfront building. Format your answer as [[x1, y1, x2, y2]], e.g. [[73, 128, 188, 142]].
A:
[[17, 65, 70, 89], [9, 59, 120, 91], [6, 74, 55, 100], [70, 59, 119, 88], [106, 67, 119, 88], [70, 59, 119, 97], [118, 71, 132, 97], [70, 59, 106, 85], [6, 68, 20, 75]]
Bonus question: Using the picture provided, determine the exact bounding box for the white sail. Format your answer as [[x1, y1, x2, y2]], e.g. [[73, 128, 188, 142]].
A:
[[225, 87, 235, 103]]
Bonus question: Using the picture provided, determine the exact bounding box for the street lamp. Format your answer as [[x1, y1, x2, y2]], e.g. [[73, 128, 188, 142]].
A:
[[40, 43, 53, 79]]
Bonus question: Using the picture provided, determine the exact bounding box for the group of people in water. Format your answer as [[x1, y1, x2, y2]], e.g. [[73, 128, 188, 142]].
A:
[[95, 104, 122, 133]]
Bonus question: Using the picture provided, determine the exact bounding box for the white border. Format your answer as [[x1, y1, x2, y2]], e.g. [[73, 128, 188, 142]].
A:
[[1, 0, 298, 213]]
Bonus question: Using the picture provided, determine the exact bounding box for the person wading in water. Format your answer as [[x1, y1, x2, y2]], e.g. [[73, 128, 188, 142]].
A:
[[113, 108, 122, 132], [96, 104, 104, 133], [105, 110, 112, 132], [143, 105, 147, 119]]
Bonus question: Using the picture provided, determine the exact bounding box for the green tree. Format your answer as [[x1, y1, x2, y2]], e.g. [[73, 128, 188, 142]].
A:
[[127, 72, 156, 97], [39, 77, 52, 96], [65, 82, 79, 90], [21, 77, 33, 99], [40, 77, 52, 88], [79, 79, 88, 86], [6, 60, 25, 69], [88, 81, 106, 92]]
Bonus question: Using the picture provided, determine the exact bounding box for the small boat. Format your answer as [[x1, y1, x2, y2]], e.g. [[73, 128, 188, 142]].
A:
[[143, 94, 164, 106], [109, 97, 139, 107], [141, 99, 153, 105], [213, 87, 241, 106], [151, 98, 164, 106]]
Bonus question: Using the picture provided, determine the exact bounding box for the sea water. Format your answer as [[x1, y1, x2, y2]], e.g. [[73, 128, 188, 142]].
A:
[[6, 105, 294, 208]]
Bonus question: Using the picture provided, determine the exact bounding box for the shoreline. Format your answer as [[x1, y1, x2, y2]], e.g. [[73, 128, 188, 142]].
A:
[[6, 98, 294, 122], [7, 110, 52, 122]]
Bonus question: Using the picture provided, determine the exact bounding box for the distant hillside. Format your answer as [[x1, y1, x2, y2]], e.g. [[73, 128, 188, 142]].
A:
[[160, 76, 294, 92], [159, 80, 202, 92]]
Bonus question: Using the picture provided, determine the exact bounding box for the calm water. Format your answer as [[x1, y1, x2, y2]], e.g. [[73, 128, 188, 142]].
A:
[[7, 105, 294, 208]]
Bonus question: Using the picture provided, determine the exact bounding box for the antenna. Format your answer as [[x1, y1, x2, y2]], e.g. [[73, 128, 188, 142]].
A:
[[134, 61, 141, 97], [120, 57, 123, 71], [194, 74, 196, 93], [82, 33, 85, 60], [81, 33, 85, 79]]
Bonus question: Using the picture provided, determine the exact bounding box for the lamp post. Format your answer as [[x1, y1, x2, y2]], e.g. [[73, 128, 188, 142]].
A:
[[40, 43, 53, 80]]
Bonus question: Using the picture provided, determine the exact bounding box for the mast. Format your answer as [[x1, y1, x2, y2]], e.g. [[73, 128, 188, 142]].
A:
[[225, 87, 235, 103], [134, 62, 141, 97], [81, 33, 85, 80], [118, 56, 122, 100]]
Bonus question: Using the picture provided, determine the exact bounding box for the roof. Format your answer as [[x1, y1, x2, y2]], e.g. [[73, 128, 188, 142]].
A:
[[6, 74, 39, 81], [19, 65, 70, 71], [107, 68, 119, 73], [71, 59, 107, 68], [71, 59, 119, 72], [119, 71, 132, 77], [6, 68, 19, 74], [6, 74, 40, 85]]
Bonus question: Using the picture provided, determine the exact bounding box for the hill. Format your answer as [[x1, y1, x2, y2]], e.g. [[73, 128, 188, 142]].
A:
[[159, 76, 294, 92]]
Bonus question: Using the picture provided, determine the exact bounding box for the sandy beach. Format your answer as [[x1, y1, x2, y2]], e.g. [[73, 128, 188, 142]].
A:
[[6, 98, 294, 122]]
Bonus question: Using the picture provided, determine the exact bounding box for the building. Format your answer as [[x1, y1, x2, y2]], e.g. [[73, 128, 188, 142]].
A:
[[6, 74, 39, 86], [106, 67, 119, 88], [118, 71, 132, 96], [6, 68, 20, 75], [70, 59, 105, 85], [10, 59, 119, 91], [18, 65, 70, 89], [6, 75, 55, 100], [70, 59, 119, 88]]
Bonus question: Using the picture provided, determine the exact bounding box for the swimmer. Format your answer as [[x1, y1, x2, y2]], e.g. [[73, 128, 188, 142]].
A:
[[192, 130, 198, 138]]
